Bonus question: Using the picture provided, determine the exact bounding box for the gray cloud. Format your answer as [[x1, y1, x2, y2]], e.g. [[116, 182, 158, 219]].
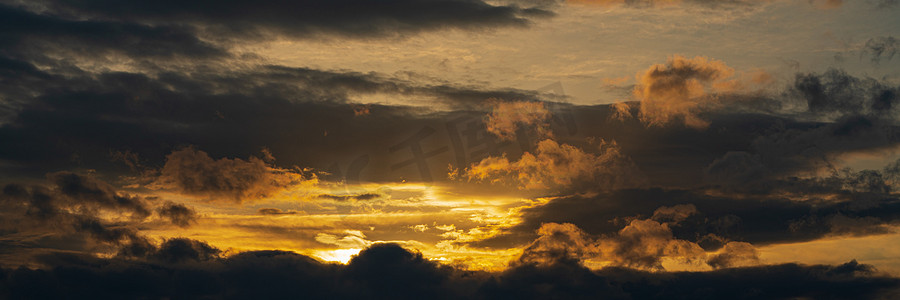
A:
[[12, 0, 547, 40], [474, 165, 900, 250], [155, 201, 197, 228], [154, 147, 304, 203], [863, 36, 898, 63]]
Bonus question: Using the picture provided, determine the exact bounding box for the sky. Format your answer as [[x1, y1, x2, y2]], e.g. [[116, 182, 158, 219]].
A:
[[2, 0, 900, 298]]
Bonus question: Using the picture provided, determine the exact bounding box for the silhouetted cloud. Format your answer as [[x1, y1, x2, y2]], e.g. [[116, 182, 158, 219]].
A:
[[257, 208, 301, 215], [475, 173, 900, 249], [1, 243, 897, 299], [155, 202, 197, 228], [154, 147, 309, 203], [14, 0, 548, 41]]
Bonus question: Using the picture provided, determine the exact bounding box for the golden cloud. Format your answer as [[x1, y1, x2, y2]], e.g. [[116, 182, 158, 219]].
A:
[[484, 100, 552, 141], [463, 139, 644, 191]]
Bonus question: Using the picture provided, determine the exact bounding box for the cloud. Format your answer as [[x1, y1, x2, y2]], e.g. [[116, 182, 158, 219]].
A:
[[20, 0, 547, 41], [518, 219, 711, 270], [0, 4, 226, 63], [651, 203, 698, 224], [611, 55, 780, 129], [793, 69, 899, 116], [0, 57, 559, 182], [1, 172, 151, 222], [0, 173, 161, 265], [484, 100, 552, 141], [632, 55, 736, 128], [463, 139, 645, 191], [706, 241, 759, 269], [258, 208, 302, 215], [863, 36, 898, 63], [155, 201, 197, 228], [47, 171, 151, 218], [118, 237, 221, 264], [317, 193, 384, 201], [475, 172, 900, 250], [154, 147, 311, 203], [3, 243, 897, 299]]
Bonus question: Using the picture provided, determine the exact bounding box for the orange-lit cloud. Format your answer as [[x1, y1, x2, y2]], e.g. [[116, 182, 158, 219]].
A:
[[623, 55, 773, 128], [484, 100, 552, 141], [707, 241, 760, 269], [519, 219, 760, 270], [633, 55, 734, 128], [463, 139, 644, 190]]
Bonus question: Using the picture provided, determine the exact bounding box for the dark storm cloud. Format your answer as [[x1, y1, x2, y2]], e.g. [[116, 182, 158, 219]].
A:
[[490, 259, 899, 300], [1, 243, 897, 299], [569, 69, 900, 187], [475, 168, 900, 249], [155, 147, 300, 203], [1, 172, 151, 220], [0, 4, 224, 57], [793, 69, 899, 115], [14, 0, 548, 40], [155, 202, 197, 228], [0, 173, 200, 266], [0, 0, 555, 174], [0, 61, 553, 182]]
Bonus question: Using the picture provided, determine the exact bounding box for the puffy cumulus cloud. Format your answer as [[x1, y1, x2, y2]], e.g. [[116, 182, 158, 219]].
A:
[[615, 56, 777, 130], [632, 55, 737, 128], [706, 241, 759, 269], [517, 222, 599, 265], [484, 100, 552, 141], [154, 147, 314, 203], [609, 219, 707, 269], [518, 219, 734, 270], [2, 242, 897, 299], [463, 139, 645, 191]]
